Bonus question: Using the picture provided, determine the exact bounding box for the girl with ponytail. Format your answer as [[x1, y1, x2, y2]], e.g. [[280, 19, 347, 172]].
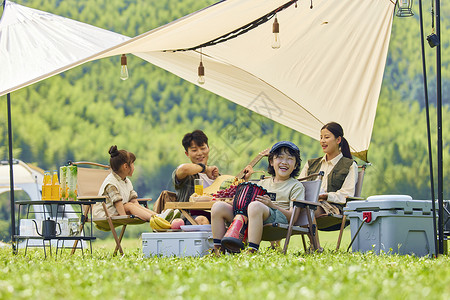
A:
[[92, 145, 157, 221], [299, 122, 358, 219]]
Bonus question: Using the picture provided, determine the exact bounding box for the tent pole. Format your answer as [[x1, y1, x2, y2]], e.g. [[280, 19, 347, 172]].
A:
[[435, 0, 444, 255], [418, 0, 437, 258], [7, 93, 17, 254]]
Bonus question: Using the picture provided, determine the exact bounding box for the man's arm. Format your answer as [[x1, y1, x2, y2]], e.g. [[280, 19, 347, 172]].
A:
[[175, 163, 219, 181]]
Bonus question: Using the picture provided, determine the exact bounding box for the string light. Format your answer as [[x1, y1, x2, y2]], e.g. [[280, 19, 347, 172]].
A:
[[272, 15, 280, 49], [120, 54, 129, 80], [396, 0, 413, 17], [198, 49, 205, 85]]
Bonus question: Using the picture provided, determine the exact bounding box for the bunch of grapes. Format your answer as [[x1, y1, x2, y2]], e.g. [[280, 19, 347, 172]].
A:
[[213, 184, 238, 199]]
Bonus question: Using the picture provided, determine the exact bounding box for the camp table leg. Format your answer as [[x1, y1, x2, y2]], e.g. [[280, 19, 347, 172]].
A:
[[180, 209, 198, 225], [71, 204, 91, 255]]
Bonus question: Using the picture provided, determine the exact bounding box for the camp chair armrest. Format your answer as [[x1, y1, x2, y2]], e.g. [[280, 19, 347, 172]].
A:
[[298, 171, 324, 182], [137, 198, 152, 207], [72, 161, 109, 168], [292, 200, 320, 210]]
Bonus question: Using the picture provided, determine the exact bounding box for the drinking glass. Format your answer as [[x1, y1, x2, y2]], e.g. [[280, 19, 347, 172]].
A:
[[194, 178, 204, 195]]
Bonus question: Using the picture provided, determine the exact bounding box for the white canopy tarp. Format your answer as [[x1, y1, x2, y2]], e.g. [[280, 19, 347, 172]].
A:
[[0, 0, 396, 161], [0, 0, 130, 96]]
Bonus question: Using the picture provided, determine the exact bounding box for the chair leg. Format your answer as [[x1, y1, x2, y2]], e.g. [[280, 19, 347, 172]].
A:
[[306, 208, 320, 251], [107, 217, 123, 256], [301, 235, 307, 252], [283, 206, 300, 254], [102, 202, 124, 256], [313, 217, 322, 250], [336, 215, 347, 250], [113, 225, 127, 256]]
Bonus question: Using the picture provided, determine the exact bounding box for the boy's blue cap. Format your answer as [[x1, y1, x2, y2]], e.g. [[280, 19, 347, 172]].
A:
[[270, 141, 300, 154]]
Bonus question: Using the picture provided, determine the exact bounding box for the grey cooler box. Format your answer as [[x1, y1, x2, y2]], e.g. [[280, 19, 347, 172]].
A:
[[344, 195, 435, 257], [142, 231, 213, 257]]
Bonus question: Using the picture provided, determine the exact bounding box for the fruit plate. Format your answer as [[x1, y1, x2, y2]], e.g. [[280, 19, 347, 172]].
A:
[[180, 225, 212, 232]]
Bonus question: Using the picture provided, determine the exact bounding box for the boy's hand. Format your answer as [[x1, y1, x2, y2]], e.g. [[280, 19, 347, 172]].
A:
[[256, 194, 273, 208], [243, 165, 254, 181]]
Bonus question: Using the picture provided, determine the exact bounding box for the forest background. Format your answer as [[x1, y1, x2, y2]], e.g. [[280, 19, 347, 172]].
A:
[[0, 0, 449, 239]]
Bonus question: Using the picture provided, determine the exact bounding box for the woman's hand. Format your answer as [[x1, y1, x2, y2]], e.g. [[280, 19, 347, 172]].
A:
[[318, 193, 328, 201], [256, 194, 273, 208]]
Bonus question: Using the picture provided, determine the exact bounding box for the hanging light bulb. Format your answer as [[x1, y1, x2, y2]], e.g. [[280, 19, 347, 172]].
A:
[[396, 0, 413, 17], [272, 16, 280, 49], [197, 49, 205, 85], [198, 61, 205, 85], [120, 54, 129, 80]]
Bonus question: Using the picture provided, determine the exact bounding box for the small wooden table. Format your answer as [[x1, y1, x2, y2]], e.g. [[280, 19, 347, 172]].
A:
[[165, 200, 232, 225]]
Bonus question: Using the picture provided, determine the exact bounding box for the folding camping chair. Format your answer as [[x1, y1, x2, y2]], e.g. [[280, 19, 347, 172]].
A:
[[73, 161, 151, 255], [313, 165, 367, 250], [261, 173, 323, 254]]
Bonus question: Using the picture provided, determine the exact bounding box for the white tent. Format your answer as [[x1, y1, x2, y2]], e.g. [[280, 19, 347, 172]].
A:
[[0, 0, 395, 161], [0, 159, 42, 201]]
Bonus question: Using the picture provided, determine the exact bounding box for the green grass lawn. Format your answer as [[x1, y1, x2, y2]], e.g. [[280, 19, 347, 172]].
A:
[[1, 229, 450, 300]]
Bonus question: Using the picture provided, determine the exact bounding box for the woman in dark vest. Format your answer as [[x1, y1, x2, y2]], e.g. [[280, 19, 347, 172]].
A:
[[299, 122, 358, 217]]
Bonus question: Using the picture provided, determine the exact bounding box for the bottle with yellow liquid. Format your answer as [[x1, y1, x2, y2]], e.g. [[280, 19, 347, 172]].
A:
[[51, 170, 60, 201], [42, 171, 51, 200], [194, 178, 204, 195]]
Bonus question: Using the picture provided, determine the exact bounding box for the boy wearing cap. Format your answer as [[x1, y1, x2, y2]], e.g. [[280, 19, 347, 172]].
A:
[[211, 141, 305, 254]]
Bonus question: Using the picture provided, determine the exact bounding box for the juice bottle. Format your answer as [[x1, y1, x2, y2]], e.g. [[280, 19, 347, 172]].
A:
[[42, 171, 51, 200], [67, 165, 78, 201], [51, 170, 60, 201], [59, 166, 67, 200]]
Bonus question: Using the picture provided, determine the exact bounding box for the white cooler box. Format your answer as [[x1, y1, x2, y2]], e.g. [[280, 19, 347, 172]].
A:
[[142, 231, 213, 257], [345, 195, 435, 257]]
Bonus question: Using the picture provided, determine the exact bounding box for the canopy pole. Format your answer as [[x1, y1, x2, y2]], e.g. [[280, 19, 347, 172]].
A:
[[7, 93, 17, 254], [418, 0, 437, 258], [435, 0, 444, 255]]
